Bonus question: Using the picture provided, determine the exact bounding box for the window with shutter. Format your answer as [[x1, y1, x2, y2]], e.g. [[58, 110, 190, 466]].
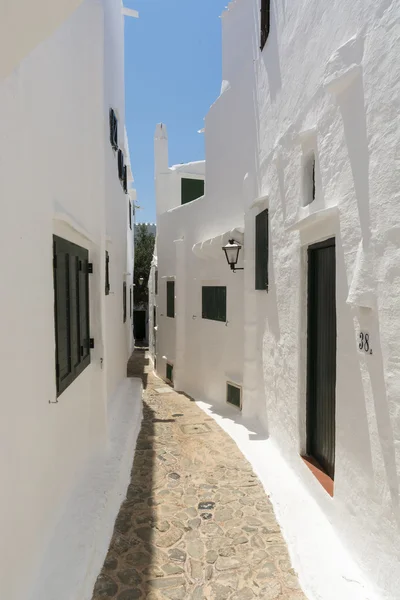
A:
[[109, 108, 118, 151], [227, 382, 242, 409], [123, 281, 127, 323], [155, 269, 158, 295], [53, 236, 91, 397], [166, 281, 175, 318], [260, 0, 271, 50], [166, 363, 173, 383], [105, 251, 110, 295], [129, 200, 132, 230], [255, 208, 269, 291], [130, 286, 133, 318], [202, 286, 227, 322], [181, 178, 205, 205], [123, 166, 128, 194], [118, 149, 124, 182]]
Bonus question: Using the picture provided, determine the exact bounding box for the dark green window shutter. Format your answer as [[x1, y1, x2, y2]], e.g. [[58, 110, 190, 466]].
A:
[[129, 200, 132, 229], [202, 286, 227, 322], [260, 0, 271, 50], [227, 383, 242, 409], [255, 208, 269, 291], [123, 166, 128, 194], [167, 281, 175, 318], [109, 108, 118, 150], [53, 236, 91, 397], [155, 269, 158, 295], [123, 281, 127, 323], [105, 251, 110, 295], [166, 363, 173, 383], [130, 286, 133, 318], [118, 150, 124, 182], [181, 178, 205, 205]]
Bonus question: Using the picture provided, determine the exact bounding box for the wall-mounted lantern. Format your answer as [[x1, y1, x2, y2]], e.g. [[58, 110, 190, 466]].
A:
[[222, 239, 244, 273]]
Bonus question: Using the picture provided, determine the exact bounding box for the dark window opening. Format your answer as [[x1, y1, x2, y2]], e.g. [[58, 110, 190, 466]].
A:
[[53, 236, 91, 397], [129, 200, 132, 230], [123, 166, 128, 194], [304, 153, 316, 206], [109, 108, 118, 151], [260, 0, 271, 50], [181, 178, 205, 205], [118, 149, 124, 182], [155, 269, 158, 295], [202, 286, 226, 322], [153, 305, 157, 327], [123, 281, 127, 323], [167, 281, 175, 318], [166, 363, 173, 383], [227, 383, 242, 409], [105, 251, 110, 295], [130, 286, 133, 318], [255, 208, 269, 291]]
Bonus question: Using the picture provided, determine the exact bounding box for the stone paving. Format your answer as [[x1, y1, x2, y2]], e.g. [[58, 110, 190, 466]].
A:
[[91, 350, 306, 600]]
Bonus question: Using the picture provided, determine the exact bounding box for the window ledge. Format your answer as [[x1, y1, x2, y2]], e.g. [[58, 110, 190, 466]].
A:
[[286, 205, 339, 232], [301, 456, 334, 497]]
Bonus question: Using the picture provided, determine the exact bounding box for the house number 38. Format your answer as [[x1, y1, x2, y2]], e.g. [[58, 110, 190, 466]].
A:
[[359, 332, 373, 355]]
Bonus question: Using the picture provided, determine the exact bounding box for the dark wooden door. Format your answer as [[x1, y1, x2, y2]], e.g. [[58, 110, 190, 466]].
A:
[[307, 238, 337, 479], [134, 310, 146, 341]]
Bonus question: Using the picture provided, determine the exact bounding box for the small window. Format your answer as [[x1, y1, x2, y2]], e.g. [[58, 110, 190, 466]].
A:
[[123, 281, 127, 323], [260, 0, 271, 50], [181, 178, 205, 205], [155, 269, 158, 295], [153, 305, 157, 327], [129, 200, 132, 230], [130, 285, 133, 318], [227, 382, 242, 410], [53, 236, 91, 397], [166, 363, 173, 383], [304, 154, 316, 206], [123, 166, 128, 194], [109, 108, 118, 150], [118, 149, 124, 182], [167, 281, 175, 318], [202, 286, 226, 322], [255, 208, 269, 291], [105, 251, 110, 295]]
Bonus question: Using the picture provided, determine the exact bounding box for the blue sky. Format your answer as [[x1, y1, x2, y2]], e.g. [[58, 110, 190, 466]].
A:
[[124, 0, 227, 223]]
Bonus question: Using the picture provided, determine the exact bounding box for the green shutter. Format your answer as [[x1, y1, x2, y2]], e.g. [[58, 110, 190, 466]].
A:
[[166, 363, 173, 383], [155, 269, 158, 295], [105, 251, 110, 295], [53, 236, 91, 397], [227, 383, 242, 409], [181, 178, 205, 205], [167, 281, 175, 318], [202, 286, 226, 322], [255, 208, 269, 291], [123, 281, 127, 323]]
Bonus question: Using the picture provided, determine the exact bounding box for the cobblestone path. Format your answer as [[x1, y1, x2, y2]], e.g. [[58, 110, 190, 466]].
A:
[[92, 350, 306, 600]]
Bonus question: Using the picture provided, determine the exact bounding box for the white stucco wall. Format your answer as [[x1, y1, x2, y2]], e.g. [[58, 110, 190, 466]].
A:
[[0, 2, 138, 598], [153, 1, 400, 599]]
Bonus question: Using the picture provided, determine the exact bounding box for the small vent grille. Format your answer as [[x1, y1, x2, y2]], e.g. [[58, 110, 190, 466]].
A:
[[227, 382, 242, 410]]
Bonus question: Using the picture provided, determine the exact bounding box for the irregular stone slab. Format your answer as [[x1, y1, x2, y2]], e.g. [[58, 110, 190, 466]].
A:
[[162, 563, 184, 575], [155, 387, 175, 394], [215, 557, 242, 571], [198, 501, 215, 511], [187, 539, 205, 559], [148, 576, 185, 589], [117, 568, 141, 586], [156, 527, 183, 548], [116, 590, 141, 600], [168, 548, 186, 563], [93, 574, 118, 597]]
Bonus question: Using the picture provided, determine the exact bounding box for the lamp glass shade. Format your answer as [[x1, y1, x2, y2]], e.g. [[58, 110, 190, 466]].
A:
[[223, 240, 241, 267]]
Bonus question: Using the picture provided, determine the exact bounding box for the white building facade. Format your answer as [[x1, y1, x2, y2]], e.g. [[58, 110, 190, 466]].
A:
[[0, 2, 141, 599], [150, 1, 400, 599]]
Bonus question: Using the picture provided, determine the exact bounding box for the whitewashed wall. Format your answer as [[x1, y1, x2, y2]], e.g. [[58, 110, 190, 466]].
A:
[[154, 0, 400, 598], [0, 1, 137, 599]]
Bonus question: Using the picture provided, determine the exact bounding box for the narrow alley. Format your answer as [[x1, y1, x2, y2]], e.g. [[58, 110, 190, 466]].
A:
[[91, 350, 305, 600]]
